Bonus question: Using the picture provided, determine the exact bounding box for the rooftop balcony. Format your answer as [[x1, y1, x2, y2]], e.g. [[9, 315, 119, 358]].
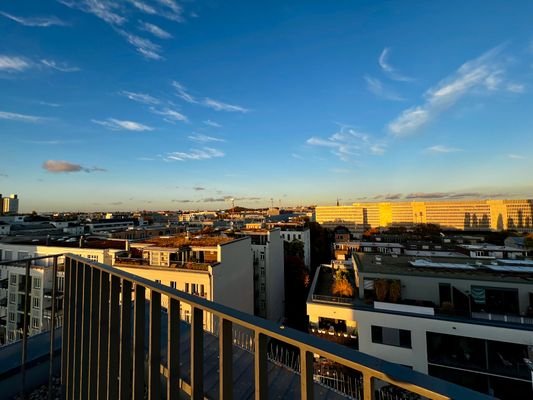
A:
[[0, 254, 493, 400]]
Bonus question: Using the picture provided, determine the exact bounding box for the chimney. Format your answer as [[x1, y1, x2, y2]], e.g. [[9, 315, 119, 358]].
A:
[[79, 235, 84, 248]]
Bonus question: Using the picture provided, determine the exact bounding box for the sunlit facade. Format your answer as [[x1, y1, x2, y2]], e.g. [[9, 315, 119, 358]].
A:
[[316, 199, 533, 231]]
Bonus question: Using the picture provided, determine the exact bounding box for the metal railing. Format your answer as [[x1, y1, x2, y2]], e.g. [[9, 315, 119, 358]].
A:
[[2, 253, 494, 400], [312, 294, 356, 305]]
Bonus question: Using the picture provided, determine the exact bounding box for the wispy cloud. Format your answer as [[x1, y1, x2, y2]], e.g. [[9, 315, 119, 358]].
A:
[[92, 118, 154, 131], [23, 139, 80, 145], [150, 107, 188, 122], [425, 145, 463, 153], [117, 29, 163, 60], [379, 48, 413, 82], [405, 192, 451, 199], [193, 186, 205, 191], [43, 160, 106, 173], [388, 45, 519, 137], [306, 125, 384, 161], [166, 147, 225, 161], [0, 11, 67, 27], [0, 172, 7, 178], [203, 98, 249, 113], [188, 133, 224, 143], [364, 75, 404, 101], [203, 119, 221, 128], [506, 83, 525, 93], [291, 153, 303, 159], [58, 0, 125, 25], [172, 81, 198, 103], [139, 21, 172, 39], [41, 59, 80, 72], [128, 0, 184, 22], [0, 55, 30, 72], [507, 154, 525, 159], [119, 90, 160, 104], [0, 110, 46, 123]]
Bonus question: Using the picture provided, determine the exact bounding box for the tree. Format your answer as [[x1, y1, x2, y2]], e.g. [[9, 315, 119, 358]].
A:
[[332, 271, 354, 297]]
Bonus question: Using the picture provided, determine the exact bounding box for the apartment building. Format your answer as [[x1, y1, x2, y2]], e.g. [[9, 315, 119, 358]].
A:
[[306, 253, 533, 399], [316, 199, 533, 232], [1, 194, 19, 215], [267, 222, 311, 268]]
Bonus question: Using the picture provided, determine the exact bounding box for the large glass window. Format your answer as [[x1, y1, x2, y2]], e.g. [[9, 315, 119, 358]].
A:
[[371, 326, 411, 348]]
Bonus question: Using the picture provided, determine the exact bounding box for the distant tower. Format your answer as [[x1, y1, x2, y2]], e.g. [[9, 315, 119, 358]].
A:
[[3, 194, 19, 214], [336, 198, 340, 206]]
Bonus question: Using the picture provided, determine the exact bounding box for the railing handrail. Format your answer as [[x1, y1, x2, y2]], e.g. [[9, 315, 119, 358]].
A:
[[63, 253, 491, 400]]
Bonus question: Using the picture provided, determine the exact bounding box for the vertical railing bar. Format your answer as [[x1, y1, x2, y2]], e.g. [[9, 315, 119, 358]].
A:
[[107, 275, 120, 400], [133, 285, 145, 400], [148, 290, 161, 400], [119, 279, 132, 400], [219, 318, 233, 400], [191, 307, 204, 400], [88, 266, 101, 400], [72, 261, 83, 400], [80, 263, 91, 399], [48, 255, 58, 400], [60, 257, 71, 398], [300, 349, 314, 400], [20, 259, 31, 399], [363, 373, 372, 400], [66, 260, 77, 400], [97, 271, 110, 400], [254, 332, 268, 400], [167, 298, 180, 400]]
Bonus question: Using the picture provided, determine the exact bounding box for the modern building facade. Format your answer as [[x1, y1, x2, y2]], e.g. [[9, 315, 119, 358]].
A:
[[1, 194, 19, 215], [316, 199, 533, 232]]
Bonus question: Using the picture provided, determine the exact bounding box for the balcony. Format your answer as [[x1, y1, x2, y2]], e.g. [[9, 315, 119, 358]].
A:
[[0, 254, 492, 400]]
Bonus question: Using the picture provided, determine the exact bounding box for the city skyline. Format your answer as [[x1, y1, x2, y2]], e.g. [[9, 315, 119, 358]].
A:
[[1, 1, 533, 212]]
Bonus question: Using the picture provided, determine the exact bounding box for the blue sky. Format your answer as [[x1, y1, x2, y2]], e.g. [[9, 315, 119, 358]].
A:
[[1, 1, 532, 212]]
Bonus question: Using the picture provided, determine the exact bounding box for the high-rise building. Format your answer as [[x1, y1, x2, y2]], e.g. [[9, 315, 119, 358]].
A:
[[2, 194, 19, 215]]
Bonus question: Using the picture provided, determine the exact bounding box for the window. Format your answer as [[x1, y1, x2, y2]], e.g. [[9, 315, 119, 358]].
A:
[[33, 297, 40, 309], [200, 284, 205, 296], [32, 317, 40, 329], [185, 283, 189, 293], [10, 274, 16, 285], [192, 283, 198, 295], [9, 312, 15, 322], [33, 277, 41, 289], [86, 255, 99, 262], [4, 250, 12, 261], [371, 326, 412, 348], [9, 293, 15, 304], [155, 279, 161, 284], [170, 281, 177, 289]]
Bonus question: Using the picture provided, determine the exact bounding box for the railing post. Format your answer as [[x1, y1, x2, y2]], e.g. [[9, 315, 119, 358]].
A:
[[97, 271, 110, 399], [61, 257, 71, 397], [88, 266, 101, 400], [168, 298, 180, 400], [191, 307, 204, 400], [300, 349, 314, 400], [108, 275, 121, 399], [119, 279, 132, 400], [72, 260, 83, 400], [254, 332, 268, 400], [363, 373, 373, 400], [80, 263, 91, 399], [48, 255, 58, 400], [149, 290, 161, 400], [21, 259, 31, 399], [219, 318, 233, 400], [133, 285, 145, 400]]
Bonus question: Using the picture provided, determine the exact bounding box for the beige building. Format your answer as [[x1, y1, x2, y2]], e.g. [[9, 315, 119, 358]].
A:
[[316, 199, 533, 232]]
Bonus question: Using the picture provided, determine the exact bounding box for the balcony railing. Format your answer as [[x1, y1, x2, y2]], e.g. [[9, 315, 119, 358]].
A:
[[1, 254, 493, 400], [312, 294, 356, 305]]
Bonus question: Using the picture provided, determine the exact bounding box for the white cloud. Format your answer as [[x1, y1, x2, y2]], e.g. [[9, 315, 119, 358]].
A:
[[188, 133, 225, 143], [507, 154, 525, 159], [172, 81, 198, 103], [166, 147, 225, 161], [150, 107, 188, 122], [41, 59, 80, 72], [204, 98, 248, 113], [0, 55, 30, 72], [119, 90, 160, 104], [506, 83, 525, 93], [139, 21, 172, 39], [379, 48, 413, 82], [0, 11, 67, 27], [203, 119, 222, 128], [0, 110, 45, 123], [425, 145, 463, 153], [43, 160, 106, 173], [129, 0, 157, 15], [128, 0, 184, 21], [58, 0, 125, 25], [117, 30, 163, 60], [364, 75, 404, 101], [92, 118, 154, 131], [388, 45, 513, 136]]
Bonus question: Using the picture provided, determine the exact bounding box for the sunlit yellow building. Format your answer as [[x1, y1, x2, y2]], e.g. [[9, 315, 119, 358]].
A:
[[316, 199, 533, 231]]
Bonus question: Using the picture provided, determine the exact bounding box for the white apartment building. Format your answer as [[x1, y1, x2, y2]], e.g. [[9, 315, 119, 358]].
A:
[[267, 222, 311, 268], [307, 253, 533, 400], [232, 228, 284, 322]]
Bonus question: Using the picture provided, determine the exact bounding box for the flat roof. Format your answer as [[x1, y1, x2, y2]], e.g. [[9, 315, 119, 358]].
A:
[[142, 234, 234, 248], [355, 253, 533, 284], [458, 244, 524, 251]]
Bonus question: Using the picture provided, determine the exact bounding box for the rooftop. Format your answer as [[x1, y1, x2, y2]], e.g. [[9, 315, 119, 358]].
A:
[[142, 234, 234, 248]]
